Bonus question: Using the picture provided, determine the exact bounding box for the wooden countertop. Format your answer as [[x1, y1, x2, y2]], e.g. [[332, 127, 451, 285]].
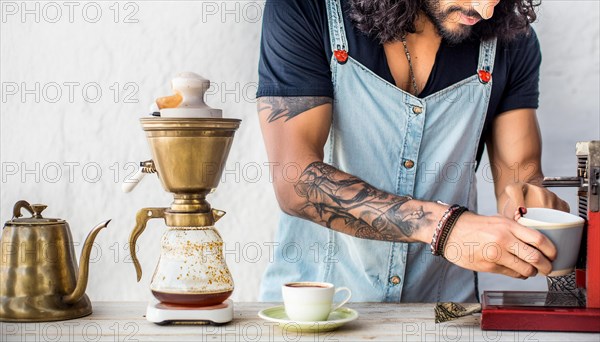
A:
[[1, 302, 598, 341]]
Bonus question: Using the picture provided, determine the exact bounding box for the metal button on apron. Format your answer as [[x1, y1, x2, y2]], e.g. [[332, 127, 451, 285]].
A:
[[412, 106, 423, 114], [404, 159, 415, 169], [390, 276, 401, 285]]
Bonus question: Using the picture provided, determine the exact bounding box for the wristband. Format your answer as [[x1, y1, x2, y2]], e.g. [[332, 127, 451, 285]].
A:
[[435, 206, 469, 258], [431, 204, 459, 255]]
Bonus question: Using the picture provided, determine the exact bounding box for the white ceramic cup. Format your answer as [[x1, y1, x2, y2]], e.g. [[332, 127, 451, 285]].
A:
[[282, 282, 352, 322], [518, 208, 585, 277]]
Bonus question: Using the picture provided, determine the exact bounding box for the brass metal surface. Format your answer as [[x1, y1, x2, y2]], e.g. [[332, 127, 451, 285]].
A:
[[62, 220, 111, 304], [0, 200, 110, 322], [130, 117, 241, 305], [140, 160, 157, 174], [140, 117, 240, 198], [30, 204, 48, 218], [164, 209, 225, 227], [12, 200, 34, 218], [10, 201, 62, 224], [141, 117, 241, 131], [130, 207, 167, 281], [170, 194, 211, 212]]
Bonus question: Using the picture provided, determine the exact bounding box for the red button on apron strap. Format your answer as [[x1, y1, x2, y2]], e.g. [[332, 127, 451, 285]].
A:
[[334, 49, 348, 64], [478, 69, 492, 83]]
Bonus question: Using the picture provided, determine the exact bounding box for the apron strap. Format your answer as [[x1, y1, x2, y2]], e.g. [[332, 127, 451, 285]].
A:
[[477, 37, 498, 74], [325, 0, 349, 54]]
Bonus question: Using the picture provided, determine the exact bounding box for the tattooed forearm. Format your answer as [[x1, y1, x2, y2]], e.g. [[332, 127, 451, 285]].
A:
[[258, 96, 332, 122], [293, 162, 435, 242]]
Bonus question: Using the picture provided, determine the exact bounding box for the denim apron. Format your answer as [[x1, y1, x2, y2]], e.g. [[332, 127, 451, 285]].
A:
[[259, 0, 497, 302]]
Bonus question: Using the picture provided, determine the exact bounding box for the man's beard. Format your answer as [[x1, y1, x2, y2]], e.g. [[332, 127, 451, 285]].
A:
[[421, 0, 481, 44], [349, 0, 481, 44]]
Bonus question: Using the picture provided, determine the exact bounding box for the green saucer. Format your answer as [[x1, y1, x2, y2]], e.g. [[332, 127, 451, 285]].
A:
[[258, 306, 358, 332]]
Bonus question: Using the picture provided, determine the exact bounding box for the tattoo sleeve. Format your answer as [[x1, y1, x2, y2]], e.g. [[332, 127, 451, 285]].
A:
[[293, 162, 436, 242], [258, 96, 332, 122]]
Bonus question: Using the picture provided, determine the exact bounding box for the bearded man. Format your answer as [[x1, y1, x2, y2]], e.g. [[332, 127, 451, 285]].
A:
[[256, 0, 569, 302]]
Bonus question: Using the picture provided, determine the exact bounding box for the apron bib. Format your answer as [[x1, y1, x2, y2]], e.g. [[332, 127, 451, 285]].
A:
[[259, 0, 496, 302]]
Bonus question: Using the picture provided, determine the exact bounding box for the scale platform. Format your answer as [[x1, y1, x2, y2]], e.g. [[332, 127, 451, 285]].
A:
[[146, 299, 233, 325], [481, 291, 600, 332]]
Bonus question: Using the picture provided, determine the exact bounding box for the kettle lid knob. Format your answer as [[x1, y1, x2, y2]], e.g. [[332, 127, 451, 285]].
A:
[[30, 204, 48, 218]]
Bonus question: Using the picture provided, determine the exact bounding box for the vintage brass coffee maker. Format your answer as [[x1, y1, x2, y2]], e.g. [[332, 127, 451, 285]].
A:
[[124, 72, 241, 324]]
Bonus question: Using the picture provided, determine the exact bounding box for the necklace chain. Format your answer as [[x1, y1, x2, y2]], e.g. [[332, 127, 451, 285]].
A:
[[401, 35, 419, 96]]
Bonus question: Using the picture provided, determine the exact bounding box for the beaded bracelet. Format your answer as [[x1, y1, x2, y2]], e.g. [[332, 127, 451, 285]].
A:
[[435, 206, 469, 258], [431, 204, 459, 255]]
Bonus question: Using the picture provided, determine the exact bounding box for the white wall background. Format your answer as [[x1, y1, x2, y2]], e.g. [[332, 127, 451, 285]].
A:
[[1, 1, 598, 303]]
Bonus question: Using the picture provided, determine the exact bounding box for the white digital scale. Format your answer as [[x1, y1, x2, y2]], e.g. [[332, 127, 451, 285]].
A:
[[146, 299, 234, 325]]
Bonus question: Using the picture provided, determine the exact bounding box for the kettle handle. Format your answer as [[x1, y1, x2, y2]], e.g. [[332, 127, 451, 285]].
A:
[[12, 200, 34, 219], [129, 207, 166, 282]]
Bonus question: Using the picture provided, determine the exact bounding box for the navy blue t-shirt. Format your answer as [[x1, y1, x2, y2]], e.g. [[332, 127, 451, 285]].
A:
[[257, 0, 542, 163]]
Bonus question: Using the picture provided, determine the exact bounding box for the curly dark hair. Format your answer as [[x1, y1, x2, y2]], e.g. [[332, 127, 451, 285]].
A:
[[349, 0, 540, 43]]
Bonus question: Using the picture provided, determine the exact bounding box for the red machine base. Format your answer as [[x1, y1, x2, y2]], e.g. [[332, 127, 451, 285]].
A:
[[480, 291, 600, 332]]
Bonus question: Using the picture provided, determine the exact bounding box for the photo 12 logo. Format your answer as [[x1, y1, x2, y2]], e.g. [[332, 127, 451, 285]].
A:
[[1, 321, 139, 342], [205, 81, 258, 105], [1, 1, 140, 24], [200, 1, 265, 24], [1, 81, 139, 104]]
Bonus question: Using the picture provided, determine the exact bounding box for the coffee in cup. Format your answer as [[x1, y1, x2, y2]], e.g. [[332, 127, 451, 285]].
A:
[[518, 208, 585, 276], [282, 282, 351, 321]]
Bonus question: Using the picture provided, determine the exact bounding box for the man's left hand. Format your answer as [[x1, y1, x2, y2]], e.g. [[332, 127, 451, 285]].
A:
[[501, 182, 570, 219]]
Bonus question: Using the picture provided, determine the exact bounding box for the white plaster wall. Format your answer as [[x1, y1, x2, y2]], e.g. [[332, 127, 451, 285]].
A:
[[0, 1, 598, 303]]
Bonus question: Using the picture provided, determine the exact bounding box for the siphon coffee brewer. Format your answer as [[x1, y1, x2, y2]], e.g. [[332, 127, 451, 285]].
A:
[[123, 72, 241, 324]]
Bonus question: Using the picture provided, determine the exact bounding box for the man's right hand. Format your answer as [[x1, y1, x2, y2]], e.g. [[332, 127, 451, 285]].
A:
[[443, 212, 557, 278]]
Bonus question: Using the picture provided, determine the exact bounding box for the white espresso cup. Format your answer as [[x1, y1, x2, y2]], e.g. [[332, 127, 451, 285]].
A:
[[518, 208, 585, 277], [282, 282, 352, 321]]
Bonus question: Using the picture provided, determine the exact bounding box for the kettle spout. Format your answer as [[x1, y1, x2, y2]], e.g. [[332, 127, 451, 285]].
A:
[[62, 219, 110, 305]]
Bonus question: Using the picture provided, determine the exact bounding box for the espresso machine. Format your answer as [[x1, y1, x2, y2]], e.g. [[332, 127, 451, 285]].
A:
[[481, 140, 600, 332], [123, 72, 241, 324]]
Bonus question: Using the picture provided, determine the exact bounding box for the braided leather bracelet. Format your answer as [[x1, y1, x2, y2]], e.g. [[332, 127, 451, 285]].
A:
[[430, 204, 459, 255], [435, 206, 469, 258]]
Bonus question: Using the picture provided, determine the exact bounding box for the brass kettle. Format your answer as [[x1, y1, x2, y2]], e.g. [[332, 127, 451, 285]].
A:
[[0, 200, 110, 322]]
